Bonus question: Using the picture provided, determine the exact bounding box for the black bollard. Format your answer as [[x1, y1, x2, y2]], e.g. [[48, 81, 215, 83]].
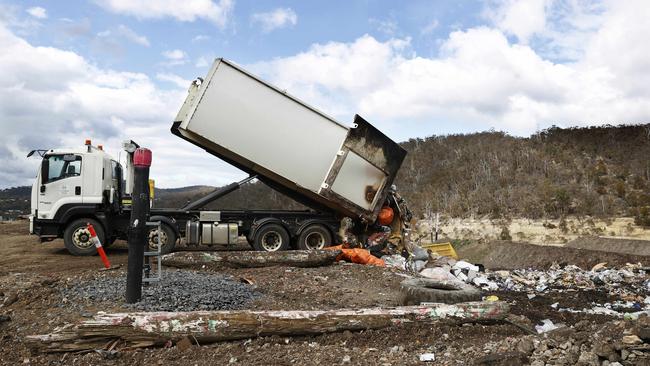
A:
[[125, 148, 152, 304]]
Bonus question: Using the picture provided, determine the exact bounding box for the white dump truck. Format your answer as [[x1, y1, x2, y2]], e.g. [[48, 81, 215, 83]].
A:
[[29, 58, 407, 256]]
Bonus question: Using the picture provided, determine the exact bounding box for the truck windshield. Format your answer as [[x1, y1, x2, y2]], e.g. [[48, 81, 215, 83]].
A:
[[44, 155, 82, 183]]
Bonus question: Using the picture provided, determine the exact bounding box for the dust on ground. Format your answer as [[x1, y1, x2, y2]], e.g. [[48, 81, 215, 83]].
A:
[[1, 221, 649, 365]]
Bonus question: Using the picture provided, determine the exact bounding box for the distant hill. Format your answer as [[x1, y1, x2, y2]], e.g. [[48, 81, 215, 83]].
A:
[[3, 124, 650, 225], [0, 186, 31, 220], [152, 183, 306, 211], [396, 124, 650, 224]]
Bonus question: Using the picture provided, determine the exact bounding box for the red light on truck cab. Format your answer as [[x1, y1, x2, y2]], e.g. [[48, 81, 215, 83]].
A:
[[85, 139, 91, 145], [133, 148, 152, 167]]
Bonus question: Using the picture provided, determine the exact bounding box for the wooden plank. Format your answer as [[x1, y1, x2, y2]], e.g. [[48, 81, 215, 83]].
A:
[[27, 302, 509, 353]]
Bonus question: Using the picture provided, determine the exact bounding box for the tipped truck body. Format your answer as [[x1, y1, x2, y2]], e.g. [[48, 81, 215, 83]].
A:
[[172, 58, 406, 222]]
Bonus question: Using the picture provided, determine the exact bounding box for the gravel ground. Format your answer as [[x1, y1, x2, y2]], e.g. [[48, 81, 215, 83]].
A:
[[61, 269, 259, 312]]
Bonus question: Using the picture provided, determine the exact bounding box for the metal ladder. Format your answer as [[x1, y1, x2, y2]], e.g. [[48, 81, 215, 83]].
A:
[[143, 221, 162, 285]]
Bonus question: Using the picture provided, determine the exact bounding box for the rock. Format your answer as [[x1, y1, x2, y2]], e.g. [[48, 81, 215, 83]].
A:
[[474, 351, 528, 365], [621, 335, 642, 345], [342, 355, 351, 363], [621, 349, 629, 360], [634, 326, 650, 341], [2, 293, 18, 307], [516, 339, 535, 355], [176, 336, 193, 351], [594, 342, 617, 358], [577, 351, 599, 365]]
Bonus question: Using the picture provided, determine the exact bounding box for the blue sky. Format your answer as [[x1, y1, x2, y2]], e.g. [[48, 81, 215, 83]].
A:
[[0, 0, 648, 188], [15, 1, 484, 80]]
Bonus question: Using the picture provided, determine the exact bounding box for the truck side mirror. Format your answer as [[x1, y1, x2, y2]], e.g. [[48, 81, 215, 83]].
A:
[[40, 158, 49, 185]]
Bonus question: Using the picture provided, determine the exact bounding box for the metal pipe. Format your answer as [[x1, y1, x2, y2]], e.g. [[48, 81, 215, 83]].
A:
[[181, 175, 257, 211], [126, 148, 151, 304]]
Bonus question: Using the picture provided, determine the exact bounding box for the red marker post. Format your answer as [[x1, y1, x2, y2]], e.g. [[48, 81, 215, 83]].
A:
[[88, 223, 111, 269]]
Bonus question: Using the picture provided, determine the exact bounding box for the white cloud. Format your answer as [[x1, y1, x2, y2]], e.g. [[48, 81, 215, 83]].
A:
[[251, 8, 297, 32], [485, 0, 551, 43], [195, 56, 211, 68], [253, 1, 650, 139], [26, 6, 47, 19], [192, 34, 210, 42], [0, 22, 244, 188], [97, 24, 150, 46], [94, 0, 234, 28], [162, 49, 186, 60], [161, 49, 188, 66], [485, 0, 606, 60], [156, 73, 191, 88]]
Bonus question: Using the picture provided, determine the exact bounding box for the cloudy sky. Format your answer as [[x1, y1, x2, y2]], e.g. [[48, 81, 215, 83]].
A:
[[0, 0, 648, 189]]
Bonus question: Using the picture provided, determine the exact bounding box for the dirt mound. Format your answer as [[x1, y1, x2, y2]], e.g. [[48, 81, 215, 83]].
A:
[[567, 236, 650, 256], [457, 241, 649, 270]]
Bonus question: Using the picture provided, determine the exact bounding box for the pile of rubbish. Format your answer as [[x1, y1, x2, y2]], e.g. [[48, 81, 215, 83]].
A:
[[484, 263, 648, 296], [379, 236, 650, 317]]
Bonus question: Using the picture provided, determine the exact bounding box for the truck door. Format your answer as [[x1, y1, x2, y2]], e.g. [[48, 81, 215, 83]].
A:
[[37, 154, 83, 220]]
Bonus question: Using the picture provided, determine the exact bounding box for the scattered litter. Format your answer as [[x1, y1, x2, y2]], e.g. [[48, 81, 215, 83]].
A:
[[419, 353, 436, 362], [591, 262, 607, 272], [383, 255, 407, 270], [535, 319, 564, 333]]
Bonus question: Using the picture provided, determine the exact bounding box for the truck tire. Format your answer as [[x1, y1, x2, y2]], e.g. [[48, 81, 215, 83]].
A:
[[400, 278, 482, 305], [147, 224, 177, 255], [297, 224, 332, 250], [64, 218, 104, 256], [253, 224, 290, 252]]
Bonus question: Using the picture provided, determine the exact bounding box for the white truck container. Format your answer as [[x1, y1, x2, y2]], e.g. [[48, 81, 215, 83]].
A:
[[172, 58, 406, 222]]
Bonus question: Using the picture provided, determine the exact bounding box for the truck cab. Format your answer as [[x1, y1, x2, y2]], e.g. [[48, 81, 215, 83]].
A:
[[30, 140, 123, 253]]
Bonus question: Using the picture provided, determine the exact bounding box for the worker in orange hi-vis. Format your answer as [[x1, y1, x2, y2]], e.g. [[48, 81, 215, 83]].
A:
[[87, 223, 111, 269]]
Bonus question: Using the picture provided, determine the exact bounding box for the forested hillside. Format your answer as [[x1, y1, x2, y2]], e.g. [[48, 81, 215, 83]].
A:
[[397, 124, 650, 223], [3, 124, 649, 225]]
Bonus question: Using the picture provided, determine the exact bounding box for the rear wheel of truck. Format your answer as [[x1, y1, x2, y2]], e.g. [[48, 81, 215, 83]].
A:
[[253, 224, 290, 252], [297, 225, 332, 250], [64, 218, 104, 256], [147, 224, 177, 255]]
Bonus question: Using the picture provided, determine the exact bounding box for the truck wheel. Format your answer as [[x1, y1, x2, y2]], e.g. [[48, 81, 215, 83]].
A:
[[147, 224, 177, 255], [64, 218, 104, 256], [297, 225, 332, 250], [253, 224, 290, 252]]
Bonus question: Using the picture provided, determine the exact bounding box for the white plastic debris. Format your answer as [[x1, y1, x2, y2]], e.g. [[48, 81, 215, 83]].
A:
[[535, 319, 563, 333], [419, 353, 436, 362], [453, 261, 480, 272], [383, 255, 407, 270], [420, 267, 460, 282]]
